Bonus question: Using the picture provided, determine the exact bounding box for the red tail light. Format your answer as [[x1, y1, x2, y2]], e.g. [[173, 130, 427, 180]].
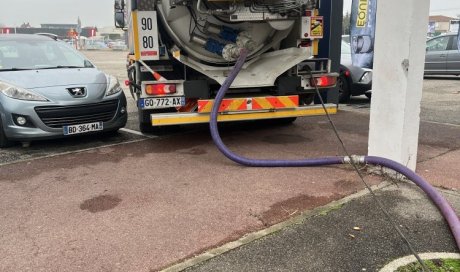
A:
[[311, 76, 337, 88], [145, 84, 176, 95]]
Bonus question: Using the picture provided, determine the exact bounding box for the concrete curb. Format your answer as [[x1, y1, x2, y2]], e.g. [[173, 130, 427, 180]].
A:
[[161, 181, 393, 272], [379, 252, 460, 272]]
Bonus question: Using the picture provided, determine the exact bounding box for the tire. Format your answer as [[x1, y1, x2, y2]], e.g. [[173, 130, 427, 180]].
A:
[[338, 75, 351, 103], [261, 117, 297, 126], [138, 109, 162, 134], [0, 119, 14, 148], [300, 94, 315, 106], [139, 122, 180, 135], [103, 128, 120, 136], [127, 65, 138, 100], [139, 122, 157, 133], [273, 117, 297, 125]]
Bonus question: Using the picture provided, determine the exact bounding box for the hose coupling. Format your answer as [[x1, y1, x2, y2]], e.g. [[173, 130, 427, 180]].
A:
[[343, 155, 366, 165]]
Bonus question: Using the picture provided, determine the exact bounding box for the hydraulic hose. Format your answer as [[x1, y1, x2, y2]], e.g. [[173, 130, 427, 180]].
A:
[[209, 49, 460, 250]]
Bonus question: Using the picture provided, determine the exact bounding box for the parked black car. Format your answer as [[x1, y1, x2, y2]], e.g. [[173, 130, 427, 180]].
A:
[[338, 41, 373, 102]]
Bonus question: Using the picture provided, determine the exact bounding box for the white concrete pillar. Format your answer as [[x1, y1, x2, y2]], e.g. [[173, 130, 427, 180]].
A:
[[368, 0, 430, 170]]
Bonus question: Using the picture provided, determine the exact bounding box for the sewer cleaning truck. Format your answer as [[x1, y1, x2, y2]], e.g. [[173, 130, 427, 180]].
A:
[[114, 0, 338, 132]]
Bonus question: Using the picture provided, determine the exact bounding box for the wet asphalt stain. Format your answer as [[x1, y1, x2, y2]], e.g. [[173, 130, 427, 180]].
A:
[[80, 194, 122, 213], [334, 179, 361, 191], [262, 134, 310, 145], [179, 147, 207, 156], [259, 194, 342, 226]]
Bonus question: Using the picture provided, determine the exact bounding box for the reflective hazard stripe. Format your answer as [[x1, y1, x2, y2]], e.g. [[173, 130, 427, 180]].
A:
[[132, 11, 141, 60], [151, 105, 337, 126], [197, 96, 299, 113]]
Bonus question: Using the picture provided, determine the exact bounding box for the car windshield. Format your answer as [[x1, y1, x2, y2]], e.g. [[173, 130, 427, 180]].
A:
[[0, 38, 94, 71]]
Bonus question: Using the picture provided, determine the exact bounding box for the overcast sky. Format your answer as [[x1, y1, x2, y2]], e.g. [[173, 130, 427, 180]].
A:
[[343, 0, 460, 17], [0, 0, 459, 28], [0, 0, 114, 27]]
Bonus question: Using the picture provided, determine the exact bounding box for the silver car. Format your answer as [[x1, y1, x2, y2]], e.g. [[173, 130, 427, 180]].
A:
[[0, 34, 127, 147], [425, 33, 460, 75]]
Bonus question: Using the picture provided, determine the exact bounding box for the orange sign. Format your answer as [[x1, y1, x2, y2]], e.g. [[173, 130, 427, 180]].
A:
[[68, 28, 77, 37]]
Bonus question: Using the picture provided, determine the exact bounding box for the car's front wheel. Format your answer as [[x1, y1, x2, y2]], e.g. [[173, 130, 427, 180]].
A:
[[0, 119, 14, 148], [338, 75, 351, 103]]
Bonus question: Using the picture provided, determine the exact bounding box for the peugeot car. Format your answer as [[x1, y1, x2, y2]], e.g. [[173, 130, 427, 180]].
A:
[[0, 34, 127, 147]]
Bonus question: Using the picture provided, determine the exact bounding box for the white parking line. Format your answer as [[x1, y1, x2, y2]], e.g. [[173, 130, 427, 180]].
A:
[[422, 120, 460, 128], [120, 127, 156, 137], [0, 138, 149, 167], [379, 252, 460, 272]]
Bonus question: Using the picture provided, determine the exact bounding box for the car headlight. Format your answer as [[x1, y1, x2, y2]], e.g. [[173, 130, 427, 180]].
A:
[[106, 75, 123, 96], [0, 82, 48, 101], [359, 71, 372, 84]]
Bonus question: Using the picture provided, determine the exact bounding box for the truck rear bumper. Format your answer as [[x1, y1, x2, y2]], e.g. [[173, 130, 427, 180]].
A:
[[151, 104, 337, 126]]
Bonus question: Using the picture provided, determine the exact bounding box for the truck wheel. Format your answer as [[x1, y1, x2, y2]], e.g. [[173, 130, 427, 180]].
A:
[[275, 117, 297, 125], [338, 75, 351, 103], [0, 119, 14, 148], [139, 122, 157, 133], [262, 117, 297, 126], [300, 94, 315, 105], [138, 106, 156, 133]]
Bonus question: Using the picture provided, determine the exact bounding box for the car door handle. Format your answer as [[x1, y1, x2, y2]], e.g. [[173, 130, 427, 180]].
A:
[[439, 54, 446, 57]]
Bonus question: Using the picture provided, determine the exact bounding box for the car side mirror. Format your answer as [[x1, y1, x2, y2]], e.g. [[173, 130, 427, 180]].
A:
[[115, 11, 125, 29], [84, 60, 93, 68]]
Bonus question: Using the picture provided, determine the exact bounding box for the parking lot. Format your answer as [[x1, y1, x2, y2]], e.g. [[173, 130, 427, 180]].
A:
[[1, 50, 459, 271], [1, 50, 458, 165]]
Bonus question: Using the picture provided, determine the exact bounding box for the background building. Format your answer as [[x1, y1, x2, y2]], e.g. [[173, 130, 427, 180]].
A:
[[428, 15, 457, 35], [0, 23, 97, 39]]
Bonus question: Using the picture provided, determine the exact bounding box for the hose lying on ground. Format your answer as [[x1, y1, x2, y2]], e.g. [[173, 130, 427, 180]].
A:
[[208, 49, 460, 251]]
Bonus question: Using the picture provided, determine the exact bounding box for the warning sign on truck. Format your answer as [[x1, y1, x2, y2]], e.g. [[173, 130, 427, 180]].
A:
[[310, 16, 324, 38]]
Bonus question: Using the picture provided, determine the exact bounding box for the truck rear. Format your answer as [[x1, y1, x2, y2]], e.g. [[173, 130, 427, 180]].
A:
[[114, 0, 337, 132]]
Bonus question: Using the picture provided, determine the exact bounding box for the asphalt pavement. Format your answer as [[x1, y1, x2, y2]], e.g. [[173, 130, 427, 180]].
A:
[[1, 110, 459, 272], [184, 183, 459, 272], [0, 51, 459, 271]]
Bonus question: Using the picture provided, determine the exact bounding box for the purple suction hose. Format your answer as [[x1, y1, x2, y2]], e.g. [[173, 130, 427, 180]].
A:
[[209, 49, 460, 250], [365, 156, 460, 248], [209, 49, 344, 167]]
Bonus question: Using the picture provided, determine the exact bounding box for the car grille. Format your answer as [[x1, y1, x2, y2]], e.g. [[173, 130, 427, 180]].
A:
[[35, 100, 119, 128]]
